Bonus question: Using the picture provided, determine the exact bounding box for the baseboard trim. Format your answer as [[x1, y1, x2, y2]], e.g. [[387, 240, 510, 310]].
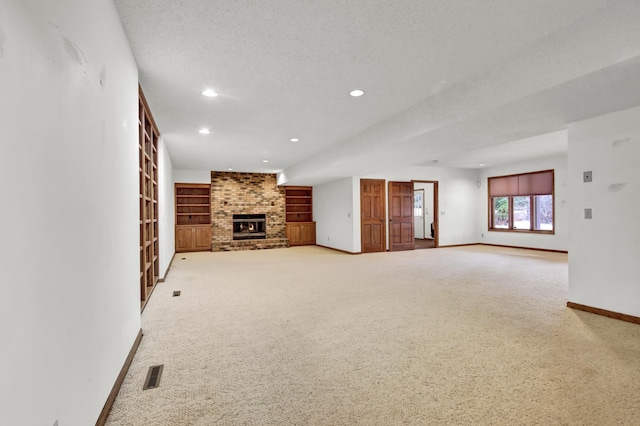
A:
[[438, 243, 479, 248], [567, 302, 640, 325], [315, 244, 361, 255], [158, 252, 176, 283], [95, 328, 144, 426], [479, 243, 568, 254]]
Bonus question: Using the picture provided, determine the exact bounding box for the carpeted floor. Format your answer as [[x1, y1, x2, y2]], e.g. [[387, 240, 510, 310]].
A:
[[106, 245, 640, 425]]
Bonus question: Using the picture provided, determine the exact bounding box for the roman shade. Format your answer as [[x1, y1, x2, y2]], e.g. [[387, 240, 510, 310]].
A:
[[488, 170, 553, 197]]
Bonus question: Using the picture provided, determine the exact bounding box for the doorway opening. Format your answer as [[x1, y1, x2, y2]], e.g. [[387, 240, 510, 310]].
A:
[[413, 181, 438, 249]]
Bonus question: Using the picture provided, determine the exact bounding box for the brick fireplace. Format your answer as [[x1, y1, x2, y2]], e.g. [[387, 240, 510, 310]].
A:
[[211, 172, 289, 251]]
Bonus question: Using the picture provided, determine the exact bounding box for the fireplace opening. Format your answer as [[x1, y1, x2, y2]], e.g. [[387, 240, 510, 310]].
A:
[[233, 214, 266, 240]]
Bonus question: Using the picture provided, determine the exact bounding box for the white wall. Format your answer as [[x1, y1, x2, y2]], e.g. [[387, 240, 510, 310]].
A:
[[478, 154, 569, 251], [0, 1, 141, 425], [568, 106, 640, 317], [158, 135, 175, 277], [314, 177, 360, 253], [174, 169, 211, 184], [363, 166, 481, 247]]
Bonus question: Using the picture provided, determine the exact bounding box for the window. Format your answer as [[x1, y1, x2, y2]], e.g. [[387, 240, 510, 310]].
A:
[[492, 197, 509, 229], [414, 190, 423, 217], [488, 170, 554, 233]]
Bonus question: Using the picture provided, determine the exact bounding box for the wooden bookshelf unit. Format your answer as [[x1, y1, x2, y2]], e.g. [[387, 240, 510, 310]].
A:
[[139, 87, 159, 309], [285, 186, 315, 246], [175, 184, 212, 252]]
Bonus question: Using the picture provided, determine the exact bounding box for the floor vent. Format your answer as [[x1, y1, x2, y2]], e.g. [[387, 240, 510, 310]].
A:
[[143, 365, 163, 390], [173, 290, 181, 297]]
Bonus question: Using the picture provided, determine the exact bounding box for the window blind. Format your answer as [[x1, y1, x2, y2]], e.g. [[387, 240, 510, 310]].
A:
[[488, 170, 553, 197]]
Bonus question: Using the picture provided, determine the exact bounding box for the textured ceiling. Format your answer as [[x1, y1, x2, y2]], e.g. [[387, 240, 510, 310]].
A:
[[114, 0, 640, 184]]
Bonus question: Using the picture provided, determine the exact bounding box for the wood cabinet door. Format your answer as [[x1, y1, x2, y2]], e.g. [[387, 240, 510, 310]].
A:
[[301, 223, 316, 244], [286, 223, 302, 245], [388, 181, 415, 251], [176, 227, 194, 252], [193, 226, 212, 250], [360, 179, 386, 253]]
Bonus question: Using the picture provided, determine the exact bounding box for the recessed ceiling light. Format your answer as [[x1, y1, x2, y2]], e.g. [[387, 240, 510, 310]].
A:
[[262, 159, 269, 163], [201, 89, 218, 97], [227, 168, 233, 171], [198, 128, 210, 134], [479, 163, 486, 167], [290, 138, 299, 142], [349, 89, 365, 97]]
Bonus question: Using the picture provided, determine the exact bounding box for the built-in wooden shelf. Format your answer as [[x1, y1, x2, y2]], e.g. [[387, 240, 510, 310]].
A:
[[285, 186, 315, 245], [175, 183, 212, 252], [139, 87, 160, 310]]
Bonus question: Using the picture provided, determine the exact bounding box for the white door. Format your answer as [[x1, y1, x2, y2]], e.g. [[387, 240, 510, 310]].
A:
[[414, 189, 425, 239]]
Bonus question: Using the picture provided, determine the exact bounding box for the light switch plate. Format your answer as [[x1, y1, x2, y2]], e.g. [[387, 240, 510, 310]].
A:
[[583, 171, 592, 182]]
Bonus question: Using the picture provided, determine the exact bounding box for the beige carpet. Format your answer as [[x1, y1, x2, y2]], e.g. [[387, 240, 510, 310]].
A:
[[106, 245, 640, 425]]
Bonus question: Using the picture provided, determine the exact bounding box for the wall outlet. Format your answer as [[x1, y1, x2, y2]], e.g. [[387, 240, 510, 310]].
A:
[[584, 208, 592, 219], [583, 171, 592, 182], [481, 233, 484, 238]]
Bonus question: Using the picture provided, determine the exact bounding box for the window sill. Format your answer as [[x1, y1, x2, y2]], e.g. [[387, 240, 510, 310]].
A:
[[489, 228, 554, 235]]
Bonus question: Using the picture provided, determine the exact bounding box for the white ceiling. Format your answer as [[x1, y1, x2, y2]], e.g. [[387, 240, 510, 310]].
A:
[[114, 0, 640, 184]]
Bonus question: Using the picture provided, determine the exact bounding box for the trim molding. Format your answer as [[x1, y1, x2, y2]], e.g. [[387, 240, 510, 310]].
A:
[[567, 302, 640, 325], [158, 252, 176, 283], [315, 244, 361, 255], [141, 283, 159, 312], [95, 328, 144, 426], [479, 243, 568, 254], [438, 243, 479, 249]]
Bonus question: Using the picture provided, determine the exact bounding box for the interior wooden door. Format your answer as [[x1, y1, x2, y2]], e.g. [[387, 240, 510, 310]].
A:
[[360, 179, 386, 253], [388, 181, 415, 251]]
